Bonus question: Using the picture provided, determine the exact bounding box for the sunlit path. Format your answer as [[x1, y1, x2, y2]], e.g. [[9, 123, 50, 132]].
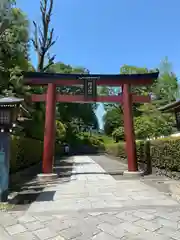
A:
[[1, 155, 178, 239]]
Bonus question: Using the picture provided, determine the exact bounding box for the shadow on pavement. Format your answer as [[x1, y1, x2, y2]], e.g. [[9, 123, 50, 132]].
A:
[[57, 171, 123, 177], [54, 155, 123, 177], [9, 190, 56, 205], [8, 152, 123, 209], [9, 155, 74, 209]]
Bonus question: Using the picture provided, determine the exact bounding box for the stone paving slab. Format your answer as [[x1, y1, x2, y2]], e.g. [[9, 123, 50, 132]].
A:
[[25, 156, 178, 214], [3, 207, 180, 239], [1, 155, 180, 239]]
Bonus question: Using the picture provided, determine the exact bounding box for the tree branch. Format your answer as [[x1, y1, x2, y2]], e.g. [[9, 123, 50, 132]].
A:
[[32, 0, 56, 72]]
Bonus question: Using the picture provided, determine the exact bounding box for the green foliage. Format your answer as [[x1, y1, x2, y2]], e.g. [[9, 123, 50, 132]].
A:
[[105, 142, 125, 158], [0, 1, 14, 35], [153, 57, 178, 106], [149, 137, 180, 171], [2, 0, 179, 169], [103, 60, 178, 141], [50, 62, 98, 129], [56, 120, 66, 142], [49, 62, 88, 74], [59, 132, 105, 152], [103, 65, 157, 137], [104, 107, 123, 135], [98, 135, 114, 145], [81, 134, 104, 150], [120, 65, 155, 116], [0, 5, 29, 94], [134, 104, 175, 139], [112, 127, 124, 142], [105, 136, 180, 172], [10, 136, 43, 173], [23, 110, 45, 140], [120, 65, 153, 95]]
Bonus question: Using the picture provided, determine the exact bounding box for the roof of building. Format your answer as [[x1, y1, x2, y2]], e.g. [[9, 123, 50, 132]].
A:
[[0, 96, 24, 105]]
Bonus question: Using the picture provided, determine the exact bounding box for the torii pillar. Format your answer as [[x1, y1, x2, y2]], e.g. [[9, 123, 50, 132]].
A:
[[123, 84, 138, 172], [42, 83, 56, 174]]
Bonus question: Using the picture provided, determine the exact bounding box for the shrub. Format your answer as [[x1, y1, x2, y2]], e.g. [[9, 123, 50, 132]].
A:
[[105, 136, 180, 172], [10, 136, 43, 173], [150, 137, 180, 171], [134, 104, 174, 139], [112, 127, 124, 142], [87, 135, 105, 150], [66, 133, 105, 151], [56, 120, 66, 142], [77, 133, 105, 150], [105, 142, 125, 158]]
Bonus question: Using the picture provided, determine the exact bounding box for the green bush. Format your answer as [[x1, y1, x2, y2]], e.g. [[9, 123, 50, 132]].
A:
[[112, 127, 124, 142], [105, 142, 126, 158], [56, 120, 66, 142], [10, 136, 43, 173], [86, 135, 105, 150], [76, 133, 105, 150], [10, 133, 104, 173], [134, 104, 175, 140], [54, 133, 105, 155], [105, 137, 180, 171], [150, 137, 180, 171]]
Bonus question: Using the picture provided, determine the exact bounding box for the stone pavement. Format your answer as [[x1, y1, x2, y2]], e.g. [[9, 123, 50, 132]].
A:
[[1, 155, 180, 239]]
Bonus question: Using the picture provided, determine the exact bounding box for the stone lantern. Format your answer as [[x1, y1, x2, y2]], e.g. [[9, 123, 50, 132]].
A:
[[0, 96, 23, 202]]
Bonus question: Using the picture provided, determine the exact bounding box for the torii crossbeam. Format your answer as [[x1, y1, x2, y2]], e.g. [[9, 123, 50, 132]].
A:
[[23, 71, 159, 174]]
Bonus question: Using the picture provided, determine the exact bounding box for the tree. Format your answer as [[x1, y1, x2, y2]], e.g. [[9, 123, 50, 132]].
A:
[[0, 1, 17, 36], [26, 0, 57, 140], [120, 65, 155, 94], [103, 62, 177, 140], [152, 57, 178, 106], [103, 65, 155, 135], [134, 103, 175, 139], [0, 3, 29, 94], [50, 62, 98, 129], [120, 65, 156, 116], [103, 107, 123, 135], [32, 0, 56, 72]]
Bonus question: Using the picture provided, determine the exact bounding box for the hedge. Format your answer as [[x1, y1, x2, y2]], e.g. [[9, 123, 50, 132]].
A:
[[55, 134, 105, 155], [10, 136, 43, 173], [9, 134, 106, 174], [105, 137, 180, 172]]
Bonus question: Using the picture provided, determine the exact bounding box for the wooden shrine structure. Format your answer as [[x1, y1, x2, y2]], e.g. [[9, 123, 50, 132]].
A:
[[23, 71, 159, 174]]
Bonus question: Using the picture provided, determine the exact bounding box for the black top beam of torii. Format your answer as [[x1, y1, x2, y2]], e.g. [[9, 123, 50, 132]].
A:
[[23, 71, 159, 86]]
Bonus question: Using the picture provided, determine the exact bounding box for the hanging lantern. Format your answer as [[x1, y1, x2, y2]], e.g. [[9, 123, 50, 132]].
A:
[[0, 96, 24, 132]]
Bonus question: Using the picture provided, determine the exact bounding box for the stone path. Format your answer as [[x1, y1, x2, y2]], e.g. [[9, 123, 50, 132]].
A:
[[1, 155, 180, 239]]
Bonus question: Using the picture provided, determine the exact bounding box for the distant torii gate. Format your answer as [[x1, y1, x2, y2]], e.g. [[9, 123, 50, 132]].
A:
[[24, 71, 159, 174]]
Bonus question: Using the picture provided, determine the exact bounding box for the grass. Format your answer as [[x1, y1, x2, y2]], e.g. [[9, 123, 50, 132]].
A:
[[0, 203, 15, 212], [100, 135, 115, 145]]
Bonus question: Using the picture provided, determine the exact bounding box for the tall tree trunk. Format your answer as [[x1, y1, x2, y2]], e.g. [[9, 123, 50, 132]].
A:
[[32, 0, 56, 72]]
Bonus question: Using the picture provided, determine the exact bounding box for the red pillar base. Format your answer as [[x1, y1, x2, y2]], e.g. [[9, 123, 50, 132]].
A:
[[123, 170, 143, 177], [42, 83, 56, 174], [123, 84, 138, 172], [37, 173, 58, 182]]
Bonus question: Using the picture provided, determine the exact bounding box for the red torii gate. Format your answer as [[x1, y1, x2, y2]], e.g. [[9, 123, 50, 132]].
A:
[[24, 71, 159, 174]]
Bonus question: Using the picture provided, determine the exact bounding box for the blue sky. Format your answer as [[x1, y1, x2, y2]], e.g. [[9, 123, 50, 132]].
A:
[[17, 0, 180, 129]]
